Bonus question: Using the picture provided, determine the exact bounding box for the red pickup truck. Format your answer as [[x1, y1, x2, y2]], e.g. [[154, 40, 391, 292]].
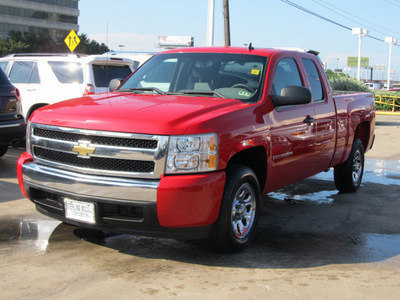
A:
[[17, 47, 375, 252]]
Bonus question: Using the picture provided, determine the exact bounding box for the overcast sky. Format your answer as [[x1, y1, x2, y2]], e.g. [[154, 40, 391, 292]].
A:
[[79, 0, 400, 80]]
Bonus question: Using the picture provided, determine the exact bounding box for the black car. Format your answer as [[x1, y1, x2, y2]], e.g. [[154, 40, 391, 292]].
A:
[[0, 68, 26, 157]]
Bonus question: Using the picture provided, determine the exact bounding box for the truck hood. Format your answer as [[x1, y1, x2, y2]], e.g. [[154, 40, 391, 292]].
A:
[[31, 92, 246, 135]]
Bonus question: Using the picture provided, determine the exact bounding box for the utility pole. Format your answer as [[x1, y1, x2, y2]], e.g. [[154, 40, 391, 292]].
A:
[[223, 0, 231, 46]]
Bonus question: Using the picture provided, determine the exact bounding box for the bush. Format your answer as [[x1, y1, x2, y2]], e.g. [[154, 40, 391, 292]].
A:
[[329, 77, 370, 92]]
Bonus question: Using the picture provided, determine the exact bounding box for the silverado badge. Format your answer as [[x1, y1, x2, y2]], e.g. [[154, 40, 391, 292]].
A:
[[72, 141, 95, 158]]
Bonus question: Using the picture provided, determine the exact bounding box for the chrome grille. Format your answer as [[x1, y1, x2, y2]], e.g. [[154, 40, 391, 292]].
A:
[[29, 123, 169, 179], [33, 128, 158, 149]]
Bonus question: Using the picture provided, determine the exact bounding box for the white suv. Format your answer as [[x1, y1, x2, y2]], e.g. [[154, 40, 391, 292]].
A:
[[0, 53, 134, 119]]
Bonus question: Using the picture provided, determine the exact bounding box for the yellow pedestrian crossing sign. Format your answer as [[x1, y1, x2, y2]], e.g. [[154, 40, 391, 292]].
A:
[[64, 30, 80, 52]]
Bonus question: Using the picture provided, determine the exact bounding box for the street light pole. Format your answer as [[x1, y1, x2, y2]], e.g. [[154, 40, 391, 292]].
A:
[[206, 0, 215, 47], [352, 28, 368, 81], [385, 37, 397, 90]]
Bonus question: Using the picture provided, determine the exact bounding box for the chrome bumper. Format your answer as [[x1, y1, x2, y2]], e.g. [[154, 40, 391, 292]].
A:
[[22, 162, 159, 203]]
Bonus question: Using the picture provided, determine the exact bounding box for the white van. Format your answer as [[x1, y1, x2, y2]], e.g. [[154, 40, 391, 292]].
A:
[[0, 53, 134, 119], [365, 82, 381, 91]]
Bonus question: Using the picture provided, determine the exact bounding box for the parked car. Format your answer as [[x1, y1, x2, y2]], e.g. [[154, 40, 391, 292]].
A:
[[365, 82, 381, 91], [384, 82, 393, 90], [0, 53, 134, 119], [17, 47, 375, 252], [387, 88, 400, 92], [0, 68, 25, 157]]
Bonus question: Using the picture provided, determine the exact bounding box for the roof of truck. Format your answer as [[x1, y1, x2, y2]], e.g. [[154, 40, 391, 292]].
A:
[[158, 46, 319, 56]]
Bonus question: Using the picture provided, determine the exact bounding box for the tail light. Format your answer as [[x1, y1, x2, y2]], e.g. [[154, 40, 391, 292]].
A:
[[10, 87, 21, 101], [83, 84, 95, 96]]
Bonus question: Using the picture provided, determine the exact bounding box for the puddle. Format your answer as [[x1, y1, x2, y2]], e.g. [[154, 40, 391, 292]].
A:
[[0, 219, 61, 252], [268, 190, 337, 204], [268, 158, 400, 204], [312, 158, 400, 186]]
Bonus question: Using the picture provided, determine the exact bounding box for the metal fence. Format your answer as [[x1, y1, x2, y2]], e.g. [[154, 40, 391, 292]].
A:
[[375, 95, 400, 112]]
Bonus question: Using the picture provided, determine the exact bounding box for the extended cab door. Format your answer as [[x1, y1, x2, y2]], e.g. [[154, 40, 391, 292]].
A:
[[301, 57, 336, 171], [267, 56, 317, 191]]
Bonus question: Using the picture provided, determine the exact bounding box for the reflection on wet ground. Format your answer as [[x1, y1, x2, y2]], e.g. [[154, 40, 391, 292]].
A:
[[269, 158, 400, 204], [1, 218, 399, 269], [0, 158, 399, 268]]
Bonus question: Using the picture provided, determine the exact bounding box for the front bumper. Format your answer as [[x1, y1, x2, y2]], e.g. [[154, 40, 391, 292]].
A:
[[18, 154, 226, 239]]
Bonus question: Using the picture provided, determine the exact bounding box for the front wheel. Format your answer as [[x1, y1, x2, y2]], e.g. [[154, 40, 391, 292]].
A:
[[334, 139, 365, 193], [211, 164, 261, 253]]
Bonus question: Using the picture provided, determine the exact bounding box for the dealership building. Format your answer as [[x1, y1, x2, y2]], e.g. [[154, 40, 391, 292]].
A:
[[0, 0, 79, 39]]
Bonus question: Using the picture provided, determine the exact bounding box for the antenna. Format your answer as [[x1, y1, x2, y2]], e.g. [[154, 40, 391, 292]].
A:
[[248, 43, 254, 51]]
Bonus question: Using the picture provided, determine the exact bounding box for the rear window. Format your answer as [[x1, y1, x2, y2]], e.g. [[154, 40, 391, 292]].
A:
[[48, 61, 83, 84], [92, 65, 132, 87]]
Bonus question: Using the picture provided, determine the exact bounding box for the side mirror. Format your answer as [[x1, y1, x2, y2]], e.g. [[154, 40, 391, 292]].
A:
[[109, 78, 123, 92], [273, 86, 312, 107]]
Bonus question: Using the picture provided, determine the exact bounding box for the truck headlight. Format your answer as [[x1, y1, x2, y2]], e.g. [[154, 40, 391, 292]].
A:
[[26, 121, 32, 155], [166, 133, 218, 173]]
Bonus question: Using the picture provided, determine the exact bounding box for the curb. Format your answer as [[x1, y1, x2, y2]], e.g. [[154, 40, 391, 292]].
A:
[[376, 111, 400, 116]]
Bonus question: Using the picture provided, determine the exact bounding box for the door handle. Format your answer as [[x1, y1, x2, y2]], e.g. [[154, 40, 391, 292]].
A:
[[303, 116, 315, 124]]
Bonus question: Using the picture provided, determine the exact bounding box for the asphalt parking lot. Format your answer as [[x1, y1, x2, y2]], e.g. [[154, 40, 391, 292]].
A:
[[1, 114, 400, 299]]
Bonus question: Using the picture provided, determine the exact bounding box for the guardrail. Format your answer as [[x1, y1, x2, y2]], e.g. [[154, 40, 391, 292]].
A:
[[375, 95, 400, 113]]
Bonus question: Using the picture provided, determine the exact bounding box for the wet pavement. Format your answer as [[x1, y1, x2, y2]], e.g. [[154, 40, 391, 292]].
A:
[[1, 115, 400, 299]]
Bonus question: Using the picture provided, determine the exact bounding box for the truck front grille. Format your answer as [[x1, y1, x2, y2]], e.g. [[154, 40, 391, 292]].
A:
[[29, 124, 169, 179], [34, 147, 155, 173], [33, 128, 158, 149]]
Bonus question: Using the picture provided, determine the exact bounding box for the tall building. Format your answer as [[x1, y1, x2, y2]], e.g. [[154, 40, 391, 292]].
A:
[[0, 0, 79, 39]]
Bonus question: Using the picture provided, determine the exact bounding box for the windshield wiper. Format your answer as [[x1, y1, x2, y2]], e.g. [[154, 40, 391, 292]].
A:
[[118, 87, 165, 95], [175, 90, 226, 98]]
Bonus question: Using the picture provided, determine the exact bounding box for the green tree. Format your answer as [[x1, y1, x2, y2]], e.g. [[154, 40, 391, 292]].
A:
[[0, 36, 29, 56], [75, 34, 110, 54], [1, 31, 110, 56]]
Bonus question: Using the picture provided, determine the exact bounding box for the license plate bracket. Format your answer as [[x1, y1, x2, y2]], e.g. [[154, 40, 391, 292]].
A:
[[64, 198, 96, 224]]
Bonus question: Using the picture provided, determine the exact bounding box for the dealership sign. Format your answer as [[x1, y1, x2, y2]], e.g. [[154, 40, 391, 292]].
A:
[[347, 57, 369, 67]]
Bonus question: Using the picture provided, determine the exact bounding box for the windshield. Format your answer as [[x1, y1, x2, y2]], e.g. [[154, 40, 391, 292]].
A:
[[118, 53, 267, 102]]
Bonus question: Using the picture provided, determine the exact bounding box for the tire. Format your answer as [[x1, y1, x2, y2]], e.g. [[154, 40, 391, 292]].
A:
[[211, 164, 261, 253], [334, 139, 365, 193], [0, 145, 8, 157]]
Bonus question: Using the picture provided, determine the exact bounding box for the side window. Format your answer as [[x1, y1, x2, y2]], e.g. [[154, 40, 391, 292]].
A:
[[48, 61, 83, 84], [9, 61, 40, 84], [272, 58, 302, 96], [302, 59, 324, 101]]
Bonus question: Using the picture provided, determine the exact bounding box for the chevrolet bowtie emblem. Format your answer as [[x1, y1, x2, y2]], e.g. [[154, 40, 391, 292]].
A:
[[72, 141, 95, 158]]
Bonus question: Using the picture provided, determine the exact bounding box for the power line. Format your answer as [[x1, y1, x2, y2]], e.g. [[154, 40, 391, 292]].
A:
[[280, 0, 388, 44], [312, 0, 400, 37], [280, 0, 351, 30], [384, 0, 400, 8]]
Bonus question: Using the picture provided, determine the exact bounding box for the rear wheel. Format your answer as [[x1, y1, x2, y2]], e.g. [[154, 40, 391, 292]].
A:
[[0, 145, 8, 157], [334, 139, 365, 193], [211, 164, 261, 252]]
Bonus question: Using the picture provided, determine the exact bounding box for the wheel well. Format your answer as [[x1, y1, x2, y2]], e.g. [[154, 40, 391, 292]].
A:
[[354, 121, 370, 150], [27, 103, 48, 120], [227, 146, 267, 192]]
